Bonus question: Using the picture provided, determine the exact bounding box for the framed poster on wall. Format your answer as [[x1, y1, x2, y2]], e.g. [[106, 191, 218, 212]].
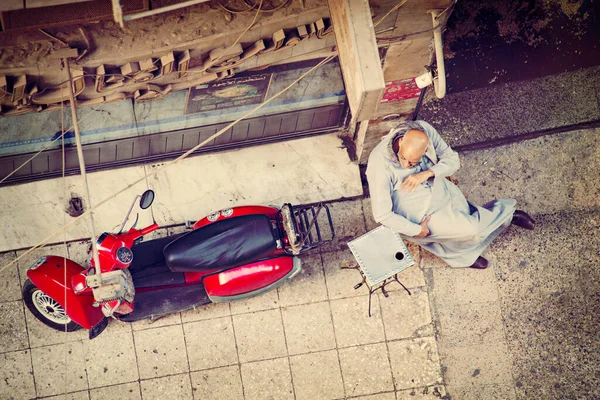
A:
[[185, 73, 273, 115]]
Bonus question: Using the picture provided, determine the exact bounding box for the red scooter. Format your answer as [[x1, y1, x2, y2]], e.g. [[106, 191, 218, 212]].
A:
[[23, 190, 334, 339]]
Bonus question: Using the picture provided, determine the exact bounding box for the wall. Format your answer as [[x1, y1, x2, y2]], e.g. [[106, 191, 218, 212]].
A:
[[0, 132, 362, 252]]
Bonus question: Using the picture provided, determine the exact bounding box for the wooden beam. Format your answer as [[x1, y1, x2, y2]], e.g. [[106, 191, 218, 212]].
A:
[[328, 0, 385, 122]]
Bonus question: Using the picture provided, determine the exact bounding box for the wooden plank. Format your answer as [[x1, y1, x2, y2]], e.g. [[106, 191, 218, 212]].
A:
[[354, 120, 369, 163], [382, 38, 432, 82], [328, 0, 385, 122]]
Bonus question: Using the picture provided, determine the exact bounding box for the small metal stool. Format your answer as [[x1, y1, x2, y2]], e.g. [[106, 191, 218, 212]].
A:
[[344, 226, 415, 316]]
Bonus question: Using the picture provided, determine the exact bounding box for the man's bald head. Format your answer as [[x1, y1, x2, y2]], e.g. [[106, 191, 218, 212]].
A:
[[397, 129, 428, 168]]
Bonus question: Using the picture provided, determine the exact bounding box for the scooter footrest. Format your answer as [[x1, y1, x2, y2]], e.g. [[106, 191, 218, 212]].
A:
[[116, 285, 210, 322]]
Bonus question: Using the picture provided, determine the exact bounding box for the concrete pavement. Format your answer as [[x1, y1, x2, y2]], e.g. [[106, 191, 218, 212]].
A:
[[1, 127, 599, 399]]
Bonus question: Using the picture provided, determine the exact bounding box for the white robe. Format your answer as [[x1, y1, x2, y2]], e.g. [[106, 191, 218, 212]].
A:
[[366, 120, 516, 267]]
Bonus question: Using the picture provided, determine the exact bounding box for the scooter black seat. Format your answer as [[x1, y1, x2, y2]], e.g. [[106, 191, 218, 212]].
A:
[[164, 214, 277, 272]]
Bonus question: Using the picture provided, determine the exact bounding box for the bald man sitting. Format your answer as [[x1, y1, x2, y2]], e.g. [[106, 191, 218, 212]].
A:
[[366, 120, 534, 269]]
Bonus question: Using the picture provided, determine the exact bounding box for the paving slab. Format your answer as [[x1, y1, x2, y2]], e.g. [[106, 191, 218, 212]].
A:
[[289, 350, 345, 400], [439, 340, 514, 387], [320, 200, 368, 253], [0, 350, 36, 400], [338, 343, 394, 397], [133, 325, 188, 380], [281, 301, 336, 355], [229, 289, 280, 315], [83, 331, 139, 389], [351, 393, 396, 400], [44, 390, 90, 400], [388, 337, 443, 391], [31, 341, 88, 397], [190, 365, 244, 400], [89, 382, 141, 400], [140, 373, 193, 400], [396, 385, 448, 399], [0, 252, 20, 302], [232, 309, 287, 363], [446, 383, 516, 400], [322, 249, 370, 300], [0, 301, 29, 353], [183, 317, 238, 371], [277, 252, 328, 307], [240, 358, 294, 400], [330, 295, 385, 348], [180, 302, 230, 323], [378, 288, 433, 341]]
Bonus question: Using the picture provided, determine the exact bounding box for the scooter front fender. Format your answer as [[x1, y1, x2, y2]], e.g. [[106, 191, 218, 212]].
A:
[[26, 256, 105, 330]]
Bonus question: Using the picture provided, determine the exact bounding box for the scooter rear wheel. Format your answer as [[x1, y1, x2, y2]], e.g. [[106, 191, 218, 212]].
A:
[[23, 280, 81, 332]]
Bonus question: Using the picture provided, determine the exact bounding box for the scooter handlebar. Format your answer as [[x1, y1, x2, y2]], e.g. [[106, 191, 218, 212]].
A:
[[140, 223, 159, 236]]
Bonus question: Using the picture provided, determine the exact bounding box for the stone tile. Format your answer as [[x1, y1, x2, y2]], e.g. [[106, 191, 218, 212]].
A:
[[447, 383, 516, 400], [0, 301, 29, 352], [102, 318, 132, 337], [436, 301, 505, 347], [240, 358, 294, 400], [83, 331, 139, 389], [0, 350, 35, 400], [391, 263, 426, 290], [431, 267, 499, 306], [190, 365, 244, 400], [322, 250, 370, 300], [44, 390, 90, 400], [131, 312, 182, 331], [352, 393, 396, 400], [67, 240, 91, 266], [24, 309, 88, 348], [229, 290, 279, 315], [89, 382, 141, 400], [388, 337, 443, 391], [330, 296, 385, 348], [31, 341, 88, 397], [379, 288, 433, 341], [232, 309, 287, 363], [278, 253, 328, 307], [140, 373, 193, 400], [289, 350, 344, 400], [361, 198, 379, 232], [338, 343, 394, 397], [320, 200, 368, 253], [180, 302, 230, 323], [0, 252, 21, 302], [183, 317, 238, 371], [396, 385, 448, 399], [420, 249, 450, 269], [281, 301, 336, 355], [439, 341, 513, 387], [134, 325, 188, 379]]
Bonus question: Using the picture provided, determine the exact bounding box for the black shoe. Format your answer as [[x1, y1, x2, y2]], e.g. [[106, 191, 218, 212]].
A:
[[512, 210, 535, 230], [469, 256, 488, 269]]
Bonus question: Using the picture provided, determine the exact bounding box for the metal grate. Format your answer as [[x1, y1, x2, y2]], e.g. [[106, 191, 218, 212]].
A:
[[0, 104, 346, 185], [1, 0, 148, 31]]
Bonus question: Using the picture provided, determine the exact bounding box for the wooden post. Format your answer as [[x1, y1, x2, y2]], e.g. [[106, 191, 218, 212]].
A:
[[328, 0, 385, 122]]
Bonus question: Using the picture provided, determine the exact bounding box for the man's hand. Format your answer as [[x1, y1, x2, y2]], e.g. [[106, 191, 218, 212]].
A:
[[414, 216, 431, 238], [400, 171, 434, 192]]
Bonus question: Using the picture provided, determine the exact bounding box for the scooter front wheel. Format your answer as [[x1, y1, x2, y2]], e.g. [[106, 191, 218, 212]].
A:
[[23, 280, 81, 332]]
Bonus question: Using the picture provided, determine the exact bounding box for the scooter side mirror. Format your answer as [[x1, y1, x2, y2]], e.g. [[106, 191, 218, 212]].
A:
[[139, 190, 155, 209]]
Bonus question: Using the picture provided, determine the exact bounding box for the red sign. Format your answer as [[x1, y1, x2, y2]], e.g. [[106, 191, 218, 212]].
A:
[[381, 78, 422, 103]]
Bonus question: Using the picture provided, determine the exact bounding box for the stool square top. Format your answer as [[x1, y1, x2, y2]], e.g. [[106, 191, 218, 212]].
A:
[[347, 226, 415, 286]]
